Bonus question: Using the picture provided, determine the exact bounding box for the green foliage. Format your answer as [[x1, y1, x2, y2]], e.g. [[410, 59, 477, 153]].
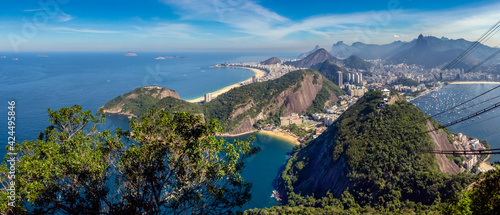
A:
[[306, 77, 343, 115], [342, 55, 372, 71], [311, 60, 348, 86], [0, 106, 258, 214], [280, 90, 477, 211], [103, 87, 203, 118], [152, 97, 203, 114], [444, 166, 500, 214], [283, 124, 308, 138]]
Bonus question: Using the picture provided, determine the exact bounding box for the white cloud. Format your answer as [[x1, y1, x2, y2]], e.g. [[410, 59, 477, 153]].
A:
[[46, 27, 122, 34], [132, 23, 197, 38], [160, 0, 500, 46], [56, 11, 74, 22], [23, 8, 45, 12], [24, 8, 74, 22]]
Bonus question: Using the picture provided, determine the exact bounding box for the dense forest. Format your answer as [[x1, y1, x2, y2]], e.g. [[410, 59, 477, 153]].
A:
[[263, 90, 480, 213]]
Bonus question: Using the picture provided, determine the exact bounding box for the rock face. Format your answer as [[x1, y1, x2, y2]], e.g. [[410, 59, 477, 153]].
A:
[[203, 70, 342, 135], [426, 121, 461, 174], [228, 72, 338, 135]]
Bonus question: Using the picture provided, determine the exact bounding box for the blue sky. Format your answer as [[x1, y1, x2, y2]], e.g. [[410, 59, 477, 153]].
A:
[[0, 0, 499, 52]]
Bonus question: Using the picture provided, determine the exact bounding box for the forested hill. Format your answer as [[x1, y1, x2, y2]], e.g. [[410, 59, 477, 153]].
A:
[[102, 86, 202, 117], [203, 69, 343, 134], [103, 70, 344, 135], [278, 90, 475, 210]]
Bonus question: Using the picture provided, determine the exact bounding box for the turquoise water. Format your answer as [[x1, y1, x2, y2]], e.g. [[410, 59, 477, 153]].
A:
[[225, 133, 295, 210]]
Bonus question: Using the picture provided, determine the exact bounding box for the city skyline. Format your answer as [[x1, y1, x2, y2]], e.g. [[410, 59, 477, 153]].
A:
[[1, 0, 499, 52]]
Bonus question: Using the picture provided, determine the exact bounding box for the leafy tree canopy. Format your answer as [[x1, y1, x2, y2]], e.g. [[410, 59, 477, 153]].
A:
[[0, 105, 258, 214]]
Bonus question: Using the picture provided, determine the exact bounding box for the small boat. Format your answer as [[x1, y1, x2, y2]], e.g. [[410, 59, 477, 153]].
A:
[[12, 58, 18, 61]]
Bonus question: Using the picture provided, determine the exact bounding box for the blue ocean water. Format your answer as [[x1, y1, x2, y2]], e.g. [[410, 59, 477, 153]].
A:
[[0, 52, 297, 210], [412, 84, 500, 163]]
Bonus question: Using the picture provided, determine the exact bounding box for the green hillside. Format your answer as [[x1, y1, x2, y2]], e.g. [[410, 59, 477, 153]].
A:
[[273, 90, 476, 212]]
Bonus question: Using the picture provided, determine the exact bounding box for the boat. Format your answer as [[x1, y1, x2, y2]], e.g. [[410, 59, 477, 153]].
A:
[[12, 58, 18, 61]]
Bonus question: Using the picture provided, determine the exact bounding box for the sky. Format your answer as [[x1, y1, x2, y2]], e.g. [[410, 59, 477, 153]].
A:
[[0, 0, 499, 52]]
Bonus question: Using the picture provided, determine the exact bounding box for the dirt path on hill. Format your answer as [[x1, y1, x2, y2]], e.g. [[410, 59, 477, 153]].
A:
[[426, 121, 461, 174]]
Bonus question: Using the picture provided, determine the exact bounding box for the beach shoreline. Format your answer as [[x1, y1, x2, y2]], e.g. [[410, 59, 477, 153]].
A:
[[218, 130, 258, 137], [186, 66, 267, 103], [449, 81, 500, 85], [259, 129, 300, 145]]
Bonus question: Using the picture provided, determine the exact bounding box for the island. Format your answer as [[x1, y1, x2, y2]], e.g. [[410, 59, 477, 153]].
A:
[[124, 52, 137, 56]]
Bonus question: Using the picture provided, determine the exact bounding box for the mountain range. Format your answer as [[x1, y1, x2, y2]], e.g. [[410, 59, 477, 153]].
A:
[[300, 35, 500, 68]]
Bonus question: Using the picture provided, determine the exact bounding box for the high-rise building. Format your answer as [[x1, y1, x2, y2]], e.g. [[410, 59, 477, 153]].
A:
[[204, 93, 212, 103], [252, 75, 256, 83], [337, 71, 343, 87]]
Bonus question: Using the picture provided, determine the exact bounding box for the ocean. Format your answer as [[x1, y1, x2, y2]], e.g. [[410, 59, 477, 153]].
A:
[[0, 52, 297, 210], [412, 83, 500, 163]]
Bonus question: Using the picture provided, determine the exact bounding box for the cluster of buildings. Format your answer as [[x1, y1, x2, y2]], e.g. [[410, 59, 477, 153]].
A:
[[454, 133, 487, 170], [280, 113, 303, 126], [346, 72, 363, 84], [392, 84, 427, 93], [215, 61, 302, 82], [312, 113, 340, 126], [344, 84, 368, 97]]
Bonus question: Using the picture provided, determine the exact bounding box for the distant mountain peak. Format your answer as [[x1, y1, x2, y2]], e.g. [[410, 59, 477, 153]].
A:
[[298, 45, 322, 59], [418, 34, 424, 40], [288, 48, 338, 68], [261, 57, 282, 65]]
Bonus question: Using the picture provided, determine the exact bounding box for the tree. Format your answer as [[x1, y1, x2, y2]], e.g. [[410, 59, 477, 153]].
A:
[[445, 166, 500, 215], [0, 105, 258, 214]]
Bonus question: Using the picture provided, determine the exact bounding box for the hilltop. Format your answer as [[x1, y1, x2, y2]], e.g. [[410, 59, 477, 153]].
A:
[[286, 48, 339, 68], [276, 90, 475, 210], [102, 86, 202, 117]]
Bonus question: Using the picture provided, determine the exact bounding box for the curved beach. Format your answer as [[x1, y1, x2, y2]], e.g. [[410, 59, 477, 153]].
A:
[[186, 67, 267, 103], [259, 129, 300, 145], [449, 81, 500, 85]]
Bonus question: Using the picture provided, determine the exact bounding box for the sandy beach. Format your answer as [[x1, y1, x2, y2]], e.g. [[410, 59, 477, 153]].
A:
[[186, 67, 267, 103], [449, 81, 500, 85], [218, 130, 258, 137], [259, 129, 300, 145]]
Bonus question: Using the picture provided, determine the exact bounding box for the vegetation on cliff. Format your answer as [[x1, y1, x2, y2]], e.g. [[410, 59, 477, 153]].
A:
[[274, 90, 477, 212], [102, 86, 200, 117]]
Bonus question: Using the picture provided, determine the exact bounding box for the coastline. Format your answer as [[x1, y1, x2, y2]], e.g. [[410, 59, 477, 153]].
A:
[[259, 129, 300, 145], [449, 81, 500, 85], [186, 67, 267, 103], [102, 109, 137, 119], [218, 130, 258, 137]]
